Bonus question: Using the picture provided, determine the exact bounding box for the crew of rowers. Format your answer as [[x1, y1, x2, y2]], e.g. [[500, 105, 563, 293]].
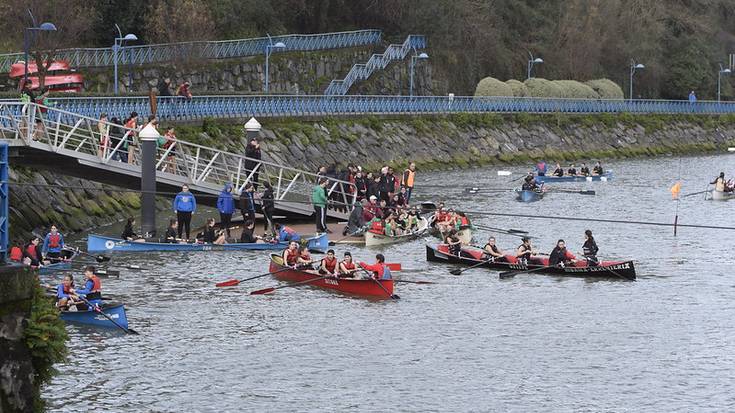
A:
[[55, 266, 103, 310], [281, 242, 391, 280], [444, 229, 600, 267], [536, 161, 605, 177], [8, 224, 70, 267], [431, 203, 471, 234], [361, 195, 423, 236], [711, 172, 735, 192]]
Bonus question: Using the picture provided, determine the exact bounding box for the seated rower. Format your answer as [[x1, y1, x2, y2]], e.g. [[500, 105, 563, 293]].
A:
[[282, 241, 300, 267], [338, 251, 358, 278], [9, 240, 23, 263], [482, 236, 505, 262], [164, 219, 180, 243], [579, 163, 590, 177], [297, 246, 313, 269], [384, 213, 400, 236], [521, 175, 539, 191], [457, 212, 470, 228], [240, 220, 265, 243], [274, 223, 301, 242], [552, 163, 564, 177], [358, 253, 392, 280], [567, 164, 578, 176], [42, 224, 65, 262], [516, 237, 537, 266], [582, 229, 599, 266], [318, 249, 339, 276], [56, 274, 81, 309], [445, 232, 462, 257], [406, 209, 420, 232], [201, 218, 226, 245], [23, 237, 42, 267], [121, 217, 145, 242], [548, 239, 577, 267], [711, 172, 726, 192], [592, 161, 604, 176], [535, 161, 547, 176], [74, 266, 103, 307]]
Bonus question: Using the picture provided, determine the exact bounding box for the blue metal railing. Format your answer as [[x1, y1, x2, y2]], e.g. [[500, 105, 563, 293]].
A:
[[324, 35, 426, 95], [8, 95, 735, 123], [0, 30, 383, 72], [0, 142, 7, 263]]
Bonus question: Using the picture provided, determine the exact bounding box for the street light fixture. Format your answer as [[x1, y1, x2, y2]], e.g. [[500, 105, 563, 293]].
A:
[[409, 51, 429, 97], [264, 36, 286, 93], [629, 60, 645, 102], [527, 53, 543, 80], [23, 22, 57, 85], [718, 63, 731, 102], [113, 24, 138, 95]]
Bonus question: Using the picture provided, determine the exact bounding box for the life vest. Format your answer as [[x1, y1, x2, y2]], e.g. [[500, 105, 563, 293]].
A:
[[402, 169, 415, 188], [25, 245, 38, 259], [300, 252, 311, 262], [341, 261, 356, 271], [48, 234, 61, 249], [89, 276, 102, 292], [322, 257, 337, 273], [9, 247, 22, 261], [285, 249, 299, 265], [63, 284, 73, 295], [518, 244, 532, 259], [460, 216, 469, 226], [370, 220, 383, 233]]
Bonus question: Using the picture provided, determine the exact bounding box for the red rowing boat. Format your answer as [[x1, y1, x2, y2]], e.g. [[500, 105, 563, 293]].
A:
[[268, 254, 394, 298]]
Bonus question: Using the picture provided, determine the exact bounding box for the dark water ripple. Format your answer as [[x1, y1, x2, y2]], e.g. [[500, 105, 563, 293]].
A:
[[42, 154, 735, 412]]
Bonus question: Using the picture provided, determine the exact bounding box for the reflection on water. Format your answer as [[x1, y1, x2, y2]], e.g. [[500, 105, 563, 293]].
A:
[[44, 154, 735, 412]]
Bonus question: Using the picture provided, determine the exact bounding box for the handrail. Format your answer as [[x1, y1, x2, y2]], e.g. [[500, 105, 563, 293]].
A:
[[27, 95, 735, 121], [324, 35, 426, 95], [0, 29, 383, 72]]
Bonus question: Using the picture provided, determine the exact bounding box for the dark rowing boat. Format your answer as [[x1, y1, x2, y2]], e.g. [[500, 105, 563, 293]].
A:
[[426, 244, 636, 280]]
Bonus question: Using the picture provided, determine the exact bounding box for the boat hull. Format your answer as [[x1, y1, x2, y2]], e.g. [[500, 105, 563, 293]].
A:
[[37, 249, 77, 274], [268, 254, 394, 298], [426, 244, 636, 280], [536, 172, 613, 183], [515, 189, 544, 202], [710, 190, 735, 201], [364, 217, 429, 246], [429, 226, 473, 246], [87, 233, 329, 253], [59, 304, 129, 330]]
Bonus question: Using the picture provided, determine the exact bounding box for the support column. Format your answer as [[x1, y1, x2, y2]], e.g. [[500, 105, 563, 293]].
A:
[[138, 124, 159, 237]]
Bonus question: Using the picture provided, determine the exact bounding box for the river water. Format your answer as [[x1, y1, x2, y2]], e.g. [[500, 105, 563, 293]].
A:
[[42, 153, 735, 412]]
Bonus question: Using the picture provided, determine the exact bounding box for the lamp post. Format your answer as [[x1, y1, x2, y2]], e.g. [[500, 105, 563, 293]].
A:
[[23, 22, 57, 85], [264, 36, 286, 93], [718, 63, 731, 102], [629, 60, 645, 102], [409, 51, 429, 97], [113, 24, 138, 95], [526, 53, 543, 80]]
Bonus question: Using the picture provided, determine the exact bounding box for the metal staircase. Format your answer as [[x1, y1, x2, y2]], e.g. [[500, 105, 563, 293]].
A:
[[0, 101, 355, 220], [324, 35, 426, 95]]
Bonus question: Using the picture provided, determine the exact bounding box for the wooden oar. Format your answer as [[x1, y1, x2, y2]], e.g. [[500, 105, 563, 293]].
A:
[[449, 258, 492, 275], [216, 262, 313, 287], [548, 189, 596, 195], [499, 263, 561, 279], [250, 274, 330, 295], [681, 189, 710, 198], [76, 296, 138, 335], [328, 225, 367, 246], [94, 269, 120, 277], [71, 248, 111, 263], [393, 279, 434, 284], [472, 224, 529, 235]]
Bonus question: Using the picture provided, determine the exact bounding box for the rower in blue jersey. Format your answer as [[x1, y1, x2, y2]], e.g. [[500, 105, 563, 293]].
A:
[[42, 224, 65, 261], [274, 223, 301, 242], [74, 266, 103, 307]]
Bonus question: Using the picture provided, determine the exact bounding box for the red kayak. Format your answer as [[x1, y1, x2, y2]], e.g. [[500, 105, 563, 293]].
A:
[[268, 254, 394, 298], [10, 61, 72, 77]]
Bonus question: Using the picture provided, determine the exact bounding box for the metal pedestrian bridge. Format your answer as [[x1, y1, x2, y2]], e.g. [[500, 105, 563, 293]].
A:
[[324, 35, 427, 95], [0, 102, 356, 221], [0, 30, 383, 73], [27, 95, 735, 123]]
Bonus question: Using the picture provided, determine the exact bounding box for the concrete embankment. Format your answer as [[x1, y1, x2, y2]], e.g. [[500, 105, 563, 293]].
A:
[[10, 113, 735, 238]]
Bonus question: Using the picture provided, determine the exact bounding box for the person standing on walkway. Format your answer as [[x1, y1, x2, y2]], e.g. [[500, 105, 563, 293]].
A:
[[244, 137, 261, 189], [216, 182, 235, 239], [240, 182, 257, 223], [401, 162, 416, 204], [688, 91, 697, 103], [313, 178, 329, 233], [124, 111, 139, 164], [261, 182, 275, 235], [173, 184, 196, 241]]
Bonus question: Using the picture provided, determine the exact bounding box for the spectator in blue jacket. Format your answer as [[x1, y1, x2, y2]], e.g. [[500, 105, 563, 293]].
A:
[[173, 184, 196, 240], [216, 182, 235, 238]]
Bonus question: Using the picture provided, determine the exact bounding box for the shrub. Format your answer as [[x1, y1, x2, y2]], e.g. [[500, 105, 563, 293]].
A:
[[474, 77, 514, 97], [552, 80, 600, 99], [523, 78, 563, 98], [506, 79, 529, 97], [584, 79, 625, 99]]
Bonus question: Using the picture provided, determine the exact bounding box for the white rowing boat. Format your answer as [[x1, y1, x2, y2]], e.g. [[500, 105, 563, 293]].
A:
[[364, 217, 430, 246], [709, 189, 735, 201]]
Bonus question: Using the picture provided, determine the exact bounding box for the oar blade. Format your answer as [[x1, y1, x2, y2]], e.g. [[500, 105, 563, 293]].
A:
[[499, 271, 517, 279], [386, 263, 402, 272], [127, 328, 140, 335], [250, 287, 276, 295], [96, 255, 111, 262], [215, 279, 240, 288], [449, 268, 463, 276], [580, 190, 596, 195]]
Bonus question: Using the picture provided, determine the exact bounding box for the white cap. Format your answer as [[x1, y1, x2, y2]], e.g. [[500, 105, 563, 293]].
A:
[[369, 195, 377, 200]]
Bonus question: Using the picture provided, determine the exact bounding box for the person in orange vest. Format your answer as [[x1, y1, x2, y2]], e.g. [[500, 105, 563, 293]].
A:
[[42, 225, 65, 261], [358, 253, 392, 280], [338, 251, 358, 277], [8, 240, 23, 262], [282, 241, 300, 267], [401, 162, 416, 203], [318, 249, 339, 276], [56, 274, 81, 309], [73, 266, 103, 306]]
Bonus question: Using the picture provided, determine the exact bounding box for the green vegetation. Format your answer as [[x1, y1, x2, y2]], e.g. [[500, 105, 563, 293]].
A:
[[474, 77, 514, 97]]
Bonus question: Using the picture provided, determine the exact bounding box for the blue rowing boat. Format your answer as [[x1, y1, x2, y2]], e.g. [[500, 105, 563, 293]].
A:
[[59, 303, 129, 329], [515, 189, 545, 202], [535, 171, 613, 183], [87, 232, 329, 253], [37, 249, 77, 274]]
